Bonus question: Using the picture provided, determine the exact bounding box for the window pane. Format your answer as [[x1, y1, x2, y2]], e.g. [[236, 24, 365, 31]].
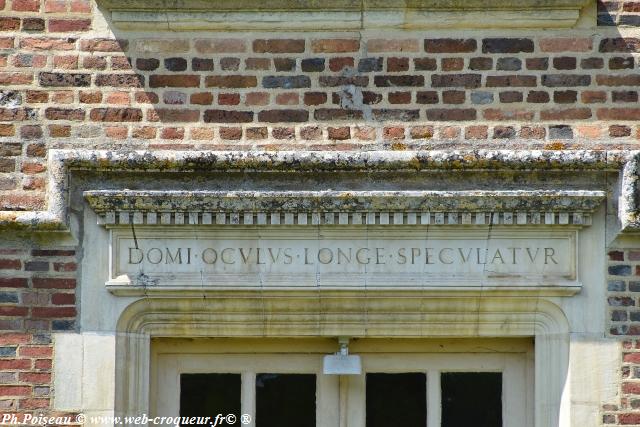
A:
[[180, 373, 241, 424], [441, 372, 502, 427], [366, 373, 427, 427], [255, 373, 316, 427]]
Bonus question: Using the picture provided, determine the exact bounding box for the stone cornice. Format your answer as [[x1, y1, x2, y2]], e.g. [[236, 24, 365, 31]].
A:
[[100, 0, 593, 30], [0, 150, 633, 232], [85, 189, 604, 227]]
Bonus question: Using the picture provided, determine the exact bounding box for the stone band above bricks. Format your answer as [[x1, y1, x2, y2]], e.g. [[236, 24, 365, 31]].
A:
[[4, 35, 640, 148]]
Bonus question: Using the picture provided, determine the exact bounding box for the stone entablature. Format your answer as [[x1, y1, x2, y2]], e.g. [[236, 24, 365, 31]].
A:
[[0, 150, 631, 230]]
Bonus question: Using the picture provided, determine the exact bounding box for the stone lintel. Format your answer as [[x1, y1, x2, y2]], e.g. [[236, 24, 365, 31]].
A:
[[101, 0, 591, 30]]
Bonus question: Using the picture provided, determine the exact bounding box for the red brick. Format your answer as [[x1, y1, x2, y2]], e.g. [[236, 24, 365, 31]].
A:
[[34, 359, 51, 369], [203, 109, 253, 123], [540, 108, 592, 120], [520, 126, 546, 139], [610, 125, 631, 137], [581, 91, 607, 104], [0, 278, 27, 288], [32, 307, 76, 318], [465, 125, 488, 139], [597, 108, 640, 120], [89, 108, 142, 122], [19, 398, 49, 409], [205, 75, 256, 88], [439, 126, 461, 139], [0, 17, 20, 31], [160, 127, 184, 139], [367, 39, 418, 52], [134, 91, 157, 104], [48, 19, 90, 32], [303, 92, 326, 106], [599, 38, 640, 52], [0, 37, 13, 49], [215, 93, 238, 106], [32, 278, 75, 289], [11, 0, 39, 11], [1, 194, 44, 210], [0, 72, 32, 85], [0, 259, 20, 270], [0, 386, 29, 396], [132, 126, 156, 139], [258, 109, 308, 123], [596, 74, 640, 86], [483, 109, 534, 121], [409, 126, 433, 139], [149, 109, 199, 123], [189, 92, 213, 106], [0, 359, 30, 370], [383, 126, 405, 140], [20, 37, 75, 51], [539, 38, 592, 52], [246, 127, 267, 140], [275, 92, 298, 106], [43, 0, 65, 12], [149, 75, 200, 88], [330, 57, 354, 72], [426, 108, 476, 121], [105, 126, 128, 139], [189, 127, 212, 140], [388, 91, 411, 104], [0, 307, 27, 316], [486, 75, 536, 87], [53, 262, 76, 272], [620, 413, 640, 425], [45, 107, 84, 121], [21, 17, 44, 31], [245, 92, 269, 106], [254, 39, 305, 53], [53, 55, 78, 69], [623, 382, 640, 394], [442, 58, 464, 71], [219, 127, 242, 140], [328, 126, 350, 140], [18, 346, 50, 358], [69, 0, 90, 12], [424, 38, 477, 53], [0, 334, 30, 345], [18, 372, 50, 383], [311, 39, 358, 53]]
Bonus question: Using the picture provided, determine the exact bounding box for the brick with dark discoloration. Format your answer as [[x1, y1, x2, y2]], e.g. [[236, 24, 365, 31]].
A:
[[426, 108, 476, 121], [39, 72, 90, 87], [258, 109, 308, 123], [203, 110, 254, 123], [89, 108, 143, 122], [482, 38, 534, 53], [431, 74, 481, 89]]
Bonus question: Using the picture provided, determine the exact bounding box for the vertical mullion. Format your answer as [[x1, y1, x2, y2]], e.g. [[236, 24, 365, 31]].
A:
[[242, 372, 256, 427], [427, 370, 441, 427]]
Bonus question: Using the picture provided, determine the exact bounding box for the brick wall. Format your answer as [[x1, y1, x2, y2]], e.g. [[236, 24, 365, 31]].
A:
[[0, 1, 639, 210], [599, 0, 640, 26], [0, 248, 76, 415], [605, 250, 640, 425]]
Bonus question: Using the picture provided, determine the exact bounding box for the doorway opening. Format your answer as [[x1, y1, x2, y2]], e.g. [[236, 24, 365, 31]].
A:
[[151, 337, 534, 427]]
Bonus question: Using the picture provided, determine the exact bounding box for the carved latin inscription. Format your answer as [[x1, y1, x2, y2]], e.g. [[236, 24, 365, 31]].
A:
[[109, 228, 576, 289]]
